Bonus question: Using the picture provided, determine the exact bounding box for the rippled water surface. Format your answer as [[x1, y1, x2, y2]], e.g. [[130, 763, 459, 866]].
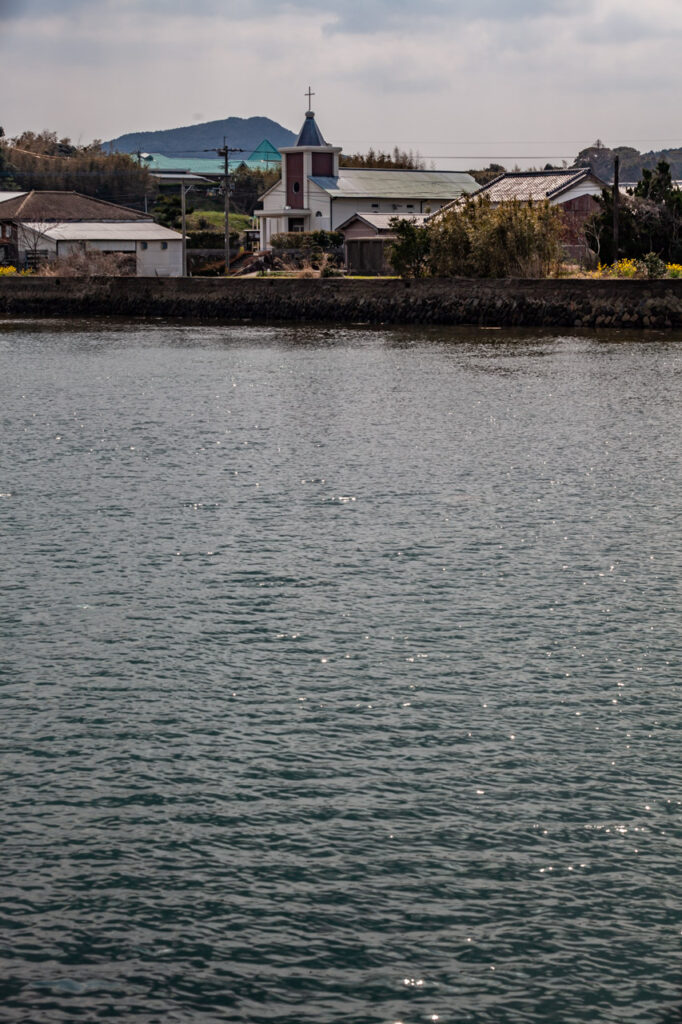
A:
[[1, 319, 681, 1024]]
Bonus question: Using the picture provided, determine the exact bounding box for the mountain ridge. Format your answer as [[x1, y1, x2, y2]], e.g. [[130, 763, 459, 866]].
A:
[[104, 116, 296, 158]]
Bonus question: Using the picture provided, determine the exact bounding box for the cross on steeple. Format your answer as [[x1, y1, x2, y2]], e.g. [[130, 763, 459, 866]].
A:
[[305, 86, 315, 111]]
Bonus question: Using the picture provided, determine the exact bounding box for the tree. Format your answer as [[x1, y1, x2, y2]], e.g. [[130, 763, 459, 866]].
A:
[[467, 163, 505, 186], [340, 147, 425, 169], [6, 130, 155, 209], [427, 197, 563, 278], [153, 194, 193, 229], [15, 218, 65, 269], [387, 218, 432, 277], [587, 161, 682, 263], [230, 164, 279, 215], [0, 127, 18, 190]]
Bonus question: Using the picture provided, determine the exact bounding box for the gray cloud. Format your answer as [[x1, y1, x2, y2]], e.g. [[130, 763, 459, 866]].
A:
[[2, 0, 589, 31]]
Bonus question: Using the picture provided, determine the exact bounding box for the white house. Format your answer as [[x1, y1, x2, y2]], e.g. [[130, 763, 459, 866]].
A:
[[256, 109, 479, 249], [0, 191, 183, 276], [16, 221, 183, 276]]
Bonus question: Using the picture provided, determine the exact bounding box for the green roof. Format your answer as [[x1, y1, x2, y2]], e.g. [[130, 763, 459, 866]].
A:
[[247, 139, 281, 164], [143, 145, 281, 175]]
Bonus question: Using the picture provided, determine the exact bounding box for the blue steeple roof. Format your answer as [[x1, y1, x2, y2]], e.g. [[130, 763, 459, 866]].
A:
[[295, 111, 328, 147]]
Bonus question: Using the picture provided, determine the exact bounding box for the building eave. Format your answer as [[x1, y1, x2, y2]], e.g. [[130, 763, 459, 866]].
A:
[[254, 209, 311, 218]]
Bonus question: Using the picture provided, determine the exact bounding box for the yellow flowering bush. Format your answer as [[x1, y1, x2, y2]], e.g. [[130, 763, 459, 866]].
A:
[[589, 256, 682, 279], [0, 265, 18, 276], [612, 258, 640, 278]]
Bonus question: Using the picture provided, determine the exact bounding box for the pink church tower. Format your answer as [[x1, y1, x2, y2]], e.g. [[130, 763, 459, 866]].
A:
[[277, 90, 342, 231]]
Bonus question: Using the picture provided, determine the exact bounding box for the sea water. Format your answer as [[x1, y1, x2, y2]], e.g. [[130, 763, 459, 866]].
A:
[[1, 320, 680, 1023]]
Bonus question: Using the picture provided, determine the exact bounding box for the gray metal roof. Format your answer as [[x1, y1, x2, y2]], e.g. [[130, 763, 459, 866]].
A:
[[0, 192, 27, 204], [25, 221, 182, 241], [295, 111, 327, 147], [310, 168, 479, 200], [337, 212, 427, 232]]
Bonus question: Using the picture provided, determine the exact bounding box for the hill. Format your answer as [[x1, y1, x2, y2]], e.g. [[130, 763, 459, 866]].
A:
[[575, 143, 682, 183], [104, 116, 296, 158]]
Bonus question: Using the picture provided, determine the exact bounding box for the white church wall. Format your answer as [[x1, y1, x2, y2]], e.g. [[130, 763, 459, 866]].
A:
[[329, 196, 450, 228]]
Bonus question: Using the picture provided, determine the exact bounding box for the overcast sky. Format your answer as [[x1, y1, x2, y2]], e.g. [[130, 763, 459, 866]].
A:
[[2, 0, 681, 167]]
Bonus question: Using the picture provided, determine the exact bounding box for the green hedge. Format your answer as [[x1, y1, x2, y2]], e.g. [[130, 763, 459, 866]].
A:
[[271, 230, 343, 251], [187, 230, 240, 249]]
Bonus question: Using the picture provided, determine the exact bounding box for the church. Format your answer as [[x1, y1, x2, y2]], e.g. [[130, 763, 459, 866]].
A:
[[255, 102, 479, 249]]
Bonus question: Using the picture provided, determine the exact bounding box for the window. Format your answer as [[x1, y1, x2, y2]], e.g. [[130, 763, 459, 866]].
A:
[[141, 241, 148, 250], [407, 204, 414, 209], [161, 241, 168, 250], [293, 181, 300, 193], [371, 203, 379, 210], [315, 210, 323, 218]]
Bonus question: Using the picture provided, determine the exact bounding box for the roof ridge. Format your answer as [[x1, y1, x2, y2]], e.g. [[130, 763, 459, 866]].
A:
[[338, 167, 468, 174]]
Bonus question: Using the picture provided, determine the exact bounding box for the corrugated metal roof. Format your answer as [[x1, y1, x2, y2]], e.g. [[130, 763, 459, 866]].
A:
[[144, 152, 280, 174], [150, 172, 213, 185], [25, 222, 182, 241], [337, 212, 427, 231], [310, 169, 479, 200]]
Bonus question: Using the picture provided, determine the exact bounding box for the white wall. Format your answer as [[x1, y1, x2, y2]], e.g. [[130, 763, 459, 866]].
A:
[[329, 196, 449, 228], [551, 180, 604, 204], [16, 228, 182, 276], [258, 178, 455, 246], [136, 239, 182, 277]]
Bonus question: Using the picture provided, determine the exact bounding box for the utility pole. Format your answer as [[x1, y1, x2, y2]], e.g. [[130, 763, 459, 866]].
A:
[[181, 182, 187, 277], [613, 155, 620, 264], [206, 140, 246, 273]]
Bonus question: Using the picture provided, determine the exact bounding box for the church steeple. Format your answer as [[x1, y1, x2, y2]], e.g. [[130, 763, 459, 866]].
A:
[[275, 92, 342, 224], [295, 110, 328, 148]]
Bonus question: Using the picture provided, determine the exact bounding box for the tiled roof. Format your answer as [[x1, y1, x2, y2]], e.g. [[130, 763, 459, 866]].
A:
[[310, 169, 479, 200], [476, 168, 604, 201], [0, 190, 151, 222], [432, 168, 607, 219]]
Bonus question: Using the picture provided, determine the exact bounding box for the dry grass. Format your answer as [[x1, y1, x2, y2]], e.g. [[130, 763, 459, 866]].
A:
[[35, 251, 135, 277]]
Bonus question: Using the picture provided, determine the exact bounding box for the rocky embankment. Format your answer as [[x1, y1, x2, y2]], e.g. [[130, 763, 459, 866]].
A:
[[1, 277, 682, 329]]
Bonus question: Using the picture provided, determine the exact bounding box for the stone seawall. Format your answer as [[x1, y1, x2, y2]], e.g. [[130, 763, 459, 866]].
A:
[[2, 276, 682, 329]]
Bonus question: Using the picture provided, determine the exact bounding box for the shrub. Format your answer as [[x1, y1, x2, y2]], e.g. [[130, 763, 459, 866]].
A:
[[387, 218, 432, 278], [0, 265, 17, 276], [187, 230, 239, 250], [427, 197, 563, 278], [271, 230, 343, 252], [640, 252, 666, 279], [35, 250, 135, 277]]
